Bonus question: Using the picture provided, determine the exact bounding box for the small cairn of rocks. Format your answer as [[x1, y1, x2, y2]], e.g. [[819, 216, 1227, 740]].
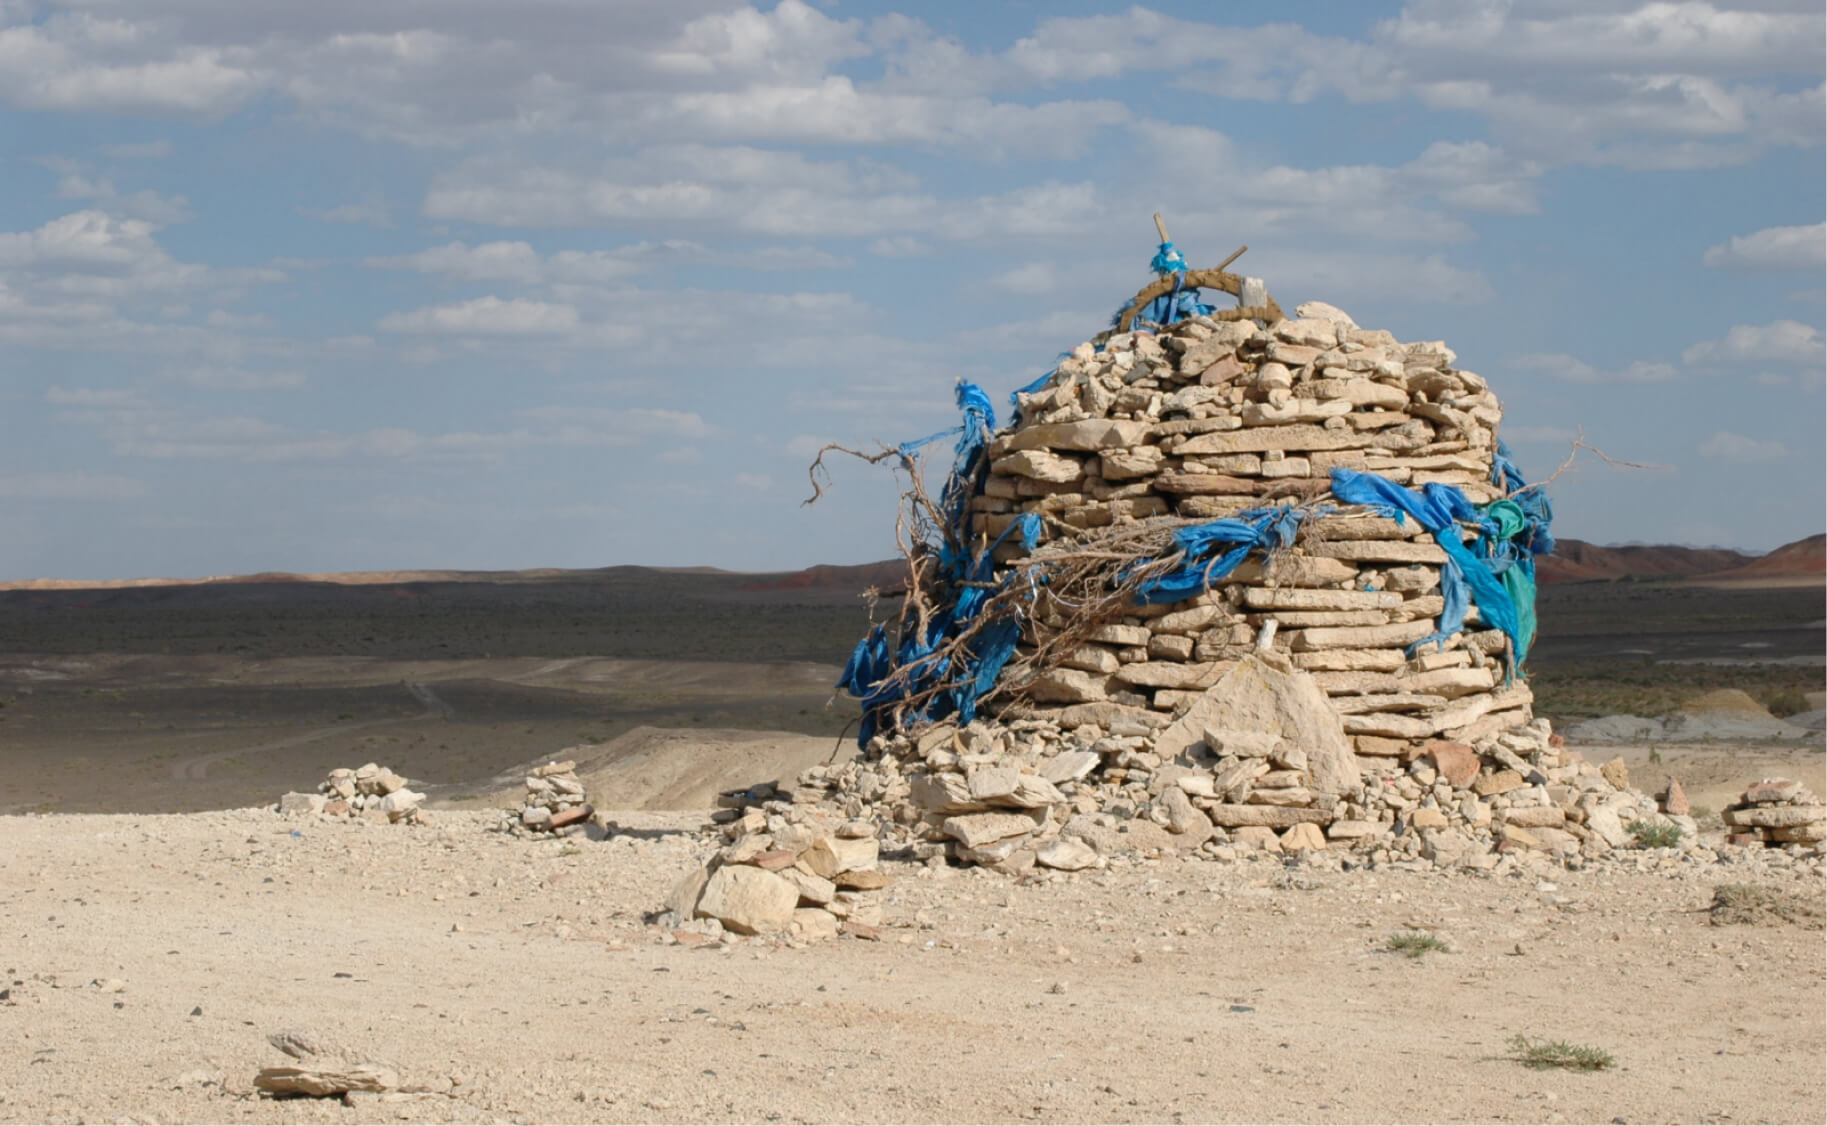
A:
[[662, 804, 892, 942], [278, 763, 423, 823], [1722, 778, 1826, 849], [502, 760, 594, 834]]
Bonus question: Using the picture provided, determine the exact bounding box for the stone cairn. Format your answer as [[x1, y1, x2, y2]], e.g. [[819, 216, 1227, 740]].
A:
[[1721, 779, 1826, 848], [278, 762, 424, 823], [814, 299, 1743, 870], [663, 804, 892, 942], [503, 759, 594, 834]]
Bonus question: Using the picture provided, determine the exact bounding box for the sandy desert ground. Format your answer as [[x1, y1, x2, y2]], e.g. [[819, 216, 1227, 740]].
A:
[[1, 801, 1822, 1126], [1, 568, 1822, 1124]]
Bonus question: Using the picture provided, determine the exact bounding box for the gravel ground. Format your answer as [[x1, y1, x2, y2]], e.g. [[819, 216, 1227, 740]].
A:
[[2, 807, 1822, 1125]]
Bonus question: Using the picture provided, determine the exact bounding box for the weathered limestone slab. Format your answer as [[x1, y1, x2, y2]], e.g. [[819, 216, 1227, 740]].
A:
[[1243, 588, 1404, 611], [1152, 653, 1358, 799], [1292, 620, 1436, 652], [1176, 425, 1412, 457], [1292, 648, 1408, 672], [996, 419, 1153, 454], [697, 865, 800, 935], [1203, 804, 1331, 828], [1305, 539, 1450, 564]]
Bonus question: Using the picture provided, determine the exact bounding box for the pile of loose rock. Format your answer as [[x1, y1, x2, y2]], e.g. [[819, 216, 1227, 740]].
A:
[[808, 651, 1721, 873], [977, 303, 1531, 765], [1722, 779, 1826, 848], [278, 763, 424, 823], [663, 804, 892, 942], [503, 760, 594, 834]]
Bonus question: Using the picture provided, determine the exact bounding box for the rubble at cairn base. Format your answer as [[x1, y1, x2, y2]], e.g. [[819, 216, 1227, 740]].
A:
[[1722, 779, 1827, 848], [662, 804, 893, 943], [278, 763, 423, 823], [980, 305, 1542, 756], [801, 651, 1827, 873], [499, 760, 593, 835]]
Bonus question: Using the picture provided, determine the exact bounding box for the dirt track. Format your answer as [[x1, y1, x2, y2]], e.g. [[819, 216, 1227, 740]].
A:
[[1, 807, 1821, 1125]]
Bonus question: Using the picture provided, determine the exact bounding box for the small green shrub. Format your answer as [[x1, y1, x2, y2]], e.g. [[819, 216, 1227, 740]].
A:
[[1509, 1034, 1615, 1071], [1386, 931, 1450, 958], [1628, 820, 1683, 848]]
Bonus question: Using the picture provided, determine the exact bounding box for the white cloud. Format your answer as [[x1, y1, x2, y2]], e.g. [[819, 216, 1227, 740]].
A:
[[1511, 353, 1681, 384], [0, 14, 262, 115], [0, 210, 206, 296], [1005, 3, 1825, 170], [1703, 222, 1826, 271], [377, 296, 579, 335], [733, 471, 773, 491], [53, 173, 192, 224], [1698, 430, 1789, 462], [989, 262, 1058, 295], [1681, 320, 1825, 367], [0, 470, 147, 500]]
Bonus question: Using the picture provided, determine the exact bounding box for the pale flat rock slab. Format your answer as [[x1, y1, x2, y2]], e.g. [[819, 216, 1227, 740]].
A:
[[1243, 588, 1403, 611], [1154, 653, 1359, 800], [997, 419, 1153, 454], [1035, 838, 1101, 871], [1291, 620, 1436, 652], [1724, 805, 1827, 829], [1305, 540, 1450, 564], [696, 864, 800, 935], [254, 1064, 399, 1098], [943, 812, 1040, 849]]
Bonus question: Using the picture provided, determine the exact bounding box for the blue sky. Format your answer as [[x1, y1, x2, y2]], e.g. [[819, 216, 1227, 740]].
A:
[[0, 0, 1821, 581]]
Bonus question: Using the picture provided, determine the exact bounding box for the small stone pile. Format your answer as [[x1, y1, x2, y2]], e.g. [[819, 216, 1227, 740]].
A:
[[278, 763, 423, 823], [664, 805, 892, 941], [815, 652, 1698, 872], [501, 760, 594, 834], [976, 303, 1532, 770], [1722, 779, 1826, 848]]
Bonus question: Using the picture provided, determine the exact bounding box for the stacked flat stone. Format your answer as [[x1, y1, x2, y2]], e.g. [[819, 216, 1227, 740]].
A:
[[1721, 778, 1826, 848], [971, 302, 1532, 772], [509, 759, 593, 834], [664, 804, 892, 942], [821, 648, 1700, 872], [277, 762, 423, 823]]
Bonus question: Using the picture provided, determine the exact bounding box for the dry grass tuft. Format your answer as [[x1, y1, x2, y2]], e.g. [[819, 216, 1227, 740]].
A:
[[1708, 883, 1826, 929]]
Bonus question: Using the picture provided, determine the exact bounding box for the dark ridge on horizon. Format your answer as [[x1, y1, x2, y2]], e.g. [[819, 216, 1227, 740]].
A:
[[3, 534, 1821, 594]]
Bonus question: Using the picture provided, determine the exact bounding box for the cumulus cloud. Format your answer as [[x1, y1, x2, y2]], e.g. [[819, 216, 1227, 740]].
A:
[[1698, 430, 1789, 462], [1005, 3, 1826, 169], [1511, 353, 1680, 384], [1702, 222, 1826, 272], [377, 296, 579, 335], [1681, 320, 1825, 367]]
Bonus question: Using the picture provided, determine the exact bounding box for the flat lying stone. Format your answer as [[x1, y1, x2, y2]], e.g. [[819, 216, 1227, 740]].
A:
[[1203, 804, 1330, 828], [1305, 540, 1450, 564], [942, 812, 1039, 849], [996, 419, 1153, 454], [1723, 804, 1826, 829], [254, 1065, 398, 1098]]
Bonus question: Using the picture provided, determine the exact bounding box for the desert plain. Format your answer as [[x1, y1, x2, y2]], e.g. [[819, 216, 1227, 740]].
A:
[[0, 562, 1822, 1124]]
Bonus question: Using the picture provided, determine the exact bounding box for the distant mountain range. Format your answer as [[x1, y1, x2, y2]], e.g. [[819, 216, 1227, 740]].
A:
[[1, 535, 1820, 594], [1535, 533, 1824, 584]]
